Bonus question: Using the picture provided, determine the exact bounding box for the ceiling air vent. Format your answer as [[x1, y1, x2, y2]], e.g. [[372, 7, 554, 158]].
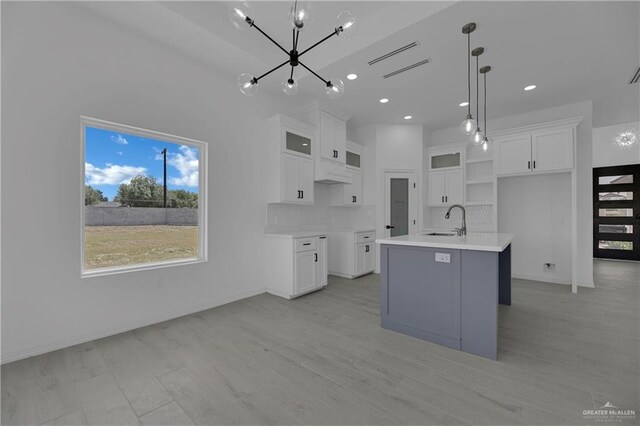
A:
[[383, 59, 431, 79], [368, 41, 420, 66], [630, 66, 640, 84]]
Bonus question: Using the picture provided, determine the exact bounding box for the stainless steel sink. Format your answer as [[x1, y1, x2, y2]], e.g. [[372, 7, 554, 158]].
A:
[[424, 232, 457, 236]]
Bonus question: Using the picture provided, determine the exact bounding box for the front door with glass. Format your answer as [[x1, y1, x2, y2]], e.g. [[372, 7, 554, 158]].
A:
[[593, 164, 640, 261]]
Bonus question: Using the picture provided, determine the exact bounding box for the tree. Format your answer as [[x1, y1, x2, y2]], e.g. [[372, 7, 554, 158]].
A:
[[168, 189, 198, 208], [113, 175, 198, 208], [114, 175, 163, 207], [85, 185, 107, 205]]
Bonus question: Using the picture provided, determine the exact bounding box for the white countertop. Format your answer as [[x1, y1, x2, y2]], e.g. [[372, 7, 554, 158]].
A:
[[328, 229, 375, 234], [376, 232, 514, 252], [264, 230, 327, 239]]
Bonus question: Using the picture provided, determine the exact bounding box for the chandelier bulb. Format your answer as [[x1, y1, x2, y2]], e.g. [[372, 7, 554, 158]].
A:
[[238, 73, 258, 96], [282, 78, 299, 95], [228, 2, 254, 31], [326, 78, 344, 99]]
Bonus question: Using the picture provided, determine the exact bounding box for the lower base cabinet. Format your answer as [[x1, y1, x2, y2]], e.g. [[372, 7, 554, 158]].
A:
[[327, 230, 376, 279], [264, 233, 327, 299]]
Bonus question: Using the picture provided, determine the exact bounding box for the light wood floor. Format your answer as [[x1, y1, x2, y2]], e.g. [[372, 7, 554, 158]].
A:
[[2, 260, 639, 425]]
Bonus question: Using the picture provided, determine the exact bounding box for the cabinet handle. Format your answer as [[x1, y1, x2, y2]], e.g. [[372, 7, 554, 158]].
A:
[[364, 236, 369, 239], [352, 195, 356, 203], [303, 242, 311, 246], [336, 151, 339, 159], [441, 196, 444, 203], [297, 190, 301, 199], [301, 190, 304, 199], [314, 253, 318, 262], [445, 196, 448, 203], [533, 160, 536, 169], [528, 160, 531, 170], [365, 245, 370, 253]]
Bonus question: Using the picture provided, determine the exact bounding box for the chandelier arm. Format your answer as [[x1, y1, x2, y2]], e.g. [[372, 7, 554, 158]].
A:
[[251, 22, 289, 55], [298, 61, 329, 85], [295, 30, 300, 51], [298, 31, 338, 57], [290, 66, 295, 80], [256, 59, 290, 81]]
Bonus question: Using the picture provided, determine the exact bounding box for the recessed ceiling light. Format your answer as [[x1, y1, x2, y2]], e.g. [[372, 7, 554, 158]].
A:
[[459, 101, 469, 107], [379, 98, 389, 103], [347, 73, 358, 80], [404, 115, 412, 120], [302, 143, 308, 146], [524, 84, 536, 91]]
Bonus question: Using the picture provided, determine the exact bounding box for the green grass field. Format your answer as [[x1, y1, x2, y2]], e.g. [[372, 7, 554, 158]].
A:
[[84, 225, 198, 270]]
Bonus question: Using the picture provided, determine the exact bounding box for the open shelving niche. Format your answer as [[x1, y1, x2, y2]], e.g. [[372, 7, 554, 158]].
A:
[[464, 144, 497, 232]]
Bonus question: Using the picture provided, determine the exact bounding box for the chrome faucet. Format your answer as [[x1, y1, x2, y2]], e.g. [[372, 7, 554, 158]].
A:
[[445, 204, 467, 236]]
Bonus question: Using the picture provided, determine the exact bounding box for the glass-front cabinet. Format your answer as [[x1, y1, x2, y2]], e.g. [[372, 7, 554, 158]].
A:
[[285, 131, 312, 156], [429, 150, 462, 170]]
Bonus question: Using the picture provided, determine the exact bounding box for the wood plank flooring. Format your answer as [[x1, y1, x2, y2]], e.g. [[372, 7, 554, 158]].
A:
[[2, 259, 639, 425]]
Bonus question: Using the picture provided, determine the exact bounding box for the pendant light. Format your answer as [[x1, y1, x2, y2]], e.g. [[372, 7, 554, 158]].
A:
[[459, 23, 477, 136], [470, 47, 484, 146], [479, 65, 491, 152]]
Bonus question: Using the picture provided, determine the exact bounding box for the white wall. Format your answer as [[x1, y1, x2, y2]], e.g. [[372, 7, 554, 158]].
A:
[[429, 101, 594, 288], [593, 122, 640, 167], [498, 173, 573, 284], [0, 3, 301, 362]]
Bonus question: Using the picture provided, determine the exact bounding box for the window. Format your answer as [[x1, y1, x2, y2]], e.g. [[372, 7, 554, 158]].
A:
[[81, 117, 207, 277]]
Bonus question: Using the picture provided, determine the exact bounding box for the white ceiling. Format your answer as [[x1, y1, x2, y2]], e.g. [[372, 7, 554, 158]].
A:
[[77, 1, 639, 130]]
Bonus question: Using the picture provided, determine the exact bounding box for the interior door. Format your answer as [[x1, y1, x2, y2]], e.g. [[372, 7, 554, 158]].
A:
[[384, 171, 418, 237], [496, 135, 532, 175], [593, 164, 640, 261]]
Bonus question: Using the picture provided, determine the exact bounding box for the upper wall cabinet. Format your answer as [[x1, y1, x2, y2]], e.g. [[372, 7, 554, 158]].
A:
[[264, 114, 316, 205], [495, 125, 575, 176], [330, 141, 364, 206], [429, 148, 462, 171], [300, 103, 351, 184]]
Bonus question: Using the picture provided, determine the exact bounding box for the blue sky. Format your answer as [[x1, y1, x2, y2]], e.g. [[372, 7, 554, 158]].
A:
[[85, 126, 199, 200]]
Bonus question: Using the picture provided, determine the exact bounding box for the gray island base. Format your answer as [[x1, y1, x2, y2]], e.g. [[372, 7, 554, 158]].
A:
[[378, 233, 513, 360]]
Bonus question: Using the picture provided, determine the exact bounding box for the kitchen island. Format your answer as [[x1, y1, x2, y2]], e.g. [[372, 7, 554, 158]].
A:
[[376, 233, 514, 360]]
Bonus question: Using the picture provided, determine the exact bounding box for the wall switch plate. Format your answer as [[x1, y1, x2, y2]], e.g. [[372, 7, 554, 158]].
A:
[[544, 262, 556, 272], [435, 253, 450, 263]]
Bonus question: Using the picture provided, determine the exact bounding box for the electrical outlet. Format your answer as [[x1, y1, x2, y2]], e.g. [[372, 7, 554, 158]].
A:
[[544, 263, 556, 272], [435, 253, 450, 263]]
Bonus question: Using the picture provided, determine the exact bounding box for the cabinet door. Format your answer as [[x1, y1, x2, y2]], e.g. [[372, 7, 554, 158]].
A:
[[364, 243, 375, 273], [333, 117, 347, 164], [316, 237, 327, 288], [355, 243, 366, 276], [428, 171, 446, 206], [298, 157, 314, 204], [295, 251, 317, 295], [445, 169, 463, 205], [532, 128, 573, 172], [282, 153, 301, 202], [495, 135, 532, 175], [319, 111, 335, 161], [351, 171, 363, 205]]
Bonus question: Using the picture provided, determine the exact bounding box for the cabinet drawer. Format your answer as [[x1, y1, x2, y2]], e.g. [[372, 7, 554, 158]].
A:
[[355, 232, 375, 244], [295, 237, 317, 252]]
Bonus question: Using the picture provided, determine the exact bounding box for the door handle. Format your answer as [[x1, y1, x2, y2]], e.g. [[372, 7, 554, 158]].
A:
[[315, 253, 318, 262], [385, 225, 395, 229]]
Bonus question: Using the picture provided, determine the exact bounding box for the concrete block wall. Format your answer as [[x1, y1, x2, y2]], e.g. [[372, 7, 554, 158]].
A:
[[85, 207, 197, 226]]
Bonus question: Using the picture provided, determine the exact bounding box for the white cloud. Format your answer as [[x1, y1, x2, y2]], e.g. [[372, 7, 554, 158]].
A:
[[85, 162, 146, 185], [116, 151, 123, 156], [156, 145, 199, 187], [111, 134, 128, 145]]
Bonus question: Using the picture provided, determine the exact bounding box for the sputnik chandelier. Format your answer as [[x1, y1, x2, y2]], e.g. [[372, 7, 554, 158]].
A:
[[459, 22, 492, 151], [228, 1, 357, 98]]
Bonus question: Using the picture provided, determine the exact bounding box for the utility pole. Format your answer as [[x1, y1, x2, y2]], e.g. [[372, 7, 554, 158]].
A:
[[162, 148, 167, 208]]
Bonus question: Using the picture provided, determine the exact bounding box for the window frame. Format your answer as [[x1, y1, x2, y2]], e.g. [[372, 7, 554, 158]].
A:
[[80, 116, 208, 278]]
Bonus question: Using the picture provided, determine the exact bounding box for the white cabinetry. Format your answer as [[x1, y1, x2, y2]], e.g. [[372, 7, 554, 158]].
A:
[[264, 233, 328, 299], [327, 230, 375, 279], [329, 141, 364, 206], [428, 169, 463, 206], [495, 127, 574, 176], [265, 115, 315, 205], [300, 104, 351, 183]]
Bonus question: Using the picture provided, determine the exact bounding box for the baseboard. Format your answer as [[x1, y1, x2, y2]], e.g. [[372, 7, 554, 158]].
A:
[[265, 287, 292, 299], [1, 287, 267, 365], [512, 273, 572, 285]]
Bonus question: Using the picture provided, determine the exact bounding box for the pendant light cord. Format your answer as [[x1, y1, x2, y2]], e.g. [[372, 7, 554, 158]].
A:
[[476, 54, 480, 130], [467, 33, 471, 116], [484, 72, 487, 135]]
